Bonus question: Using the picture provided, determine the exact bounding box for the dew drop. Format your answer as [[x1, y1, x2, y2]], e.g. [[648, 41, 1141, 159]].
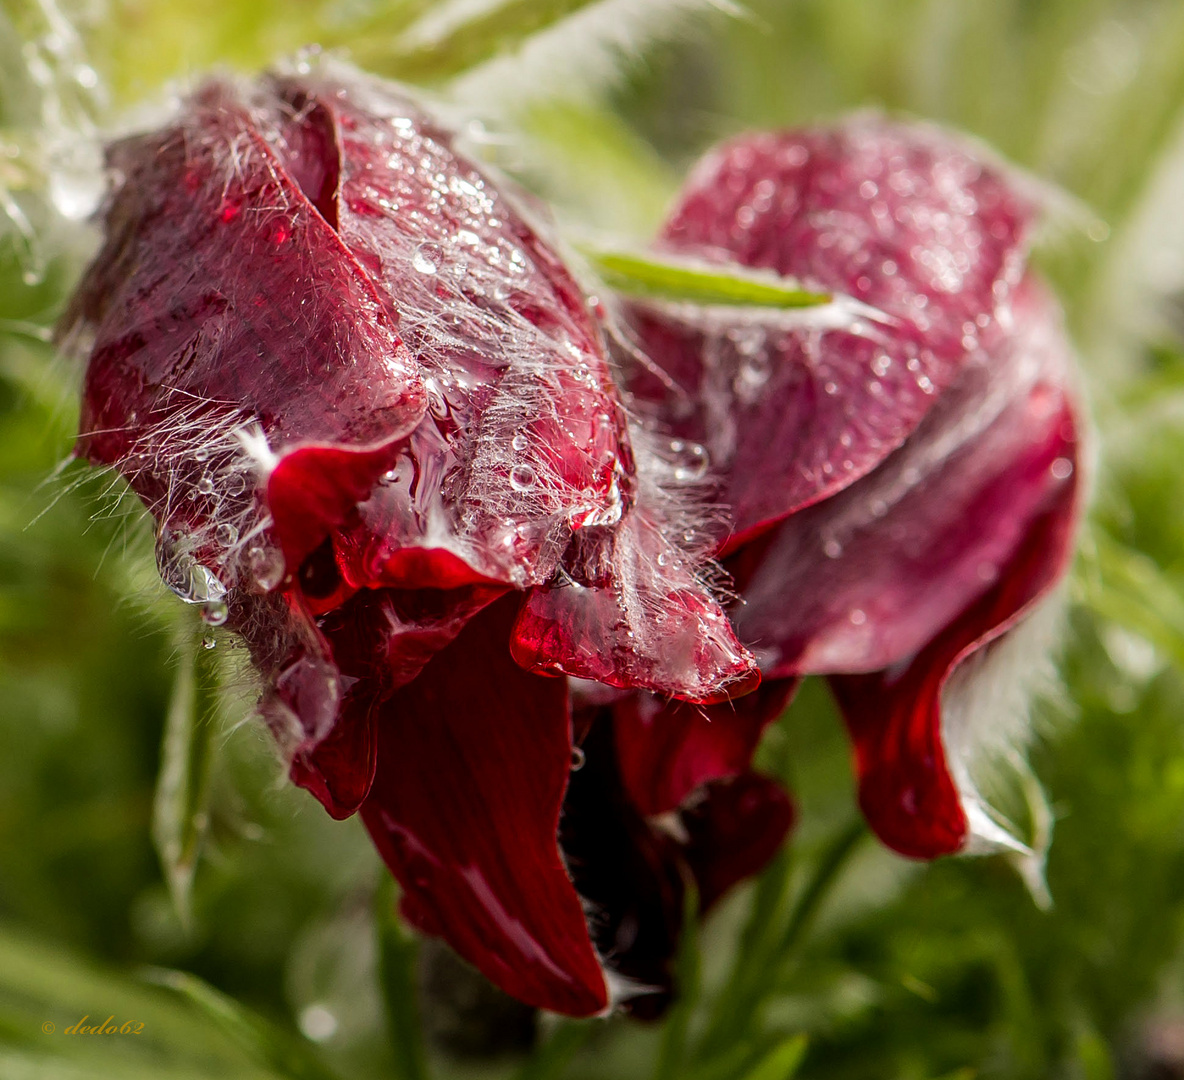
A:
[[201, 598, 228, 626], [735, 353, 772, 398], [510, 464, 536, 491], [570, 746, 586, 771], [156, 527, 227, 608], [215, 523, 239, 547], [223, 473, 247, 496], [247, 546, 285, 592], [1050, 457, 1073, 480], [197, 475, 216, 495], [412, 242, 442, 274], [202, 635, 217, 650], [672, 441, 709, 482], [511, 433, 529, 452], [848, 608, 867, 625], [823, 538, 843, 559]]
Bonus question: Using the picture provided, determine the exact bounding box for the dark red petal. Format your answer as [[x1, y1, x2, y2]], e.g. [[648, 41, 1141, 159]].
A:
[[560, 717, 684, 1018], [623, 119, 1036, 547], [289, 691, 377, 820], [264, 83, 342, 230], [62, 78, 427, 623], [681, 772, 796, 911], [360, 597, 608, 1017], [283, 70, 635, 592], [612, 678, 799, 815], [830, 427, 1078, 858], [510, 506, 759, 703], [235, 580, 510, 822], [230, 589, 367, 817], [731, 279, 1076, 679], [758, 284, 1081, 859], [268, 443, 403, 575], [319, 581, 509, 692], [70, 77, 424, 488], [560, 721, 794, 1016]]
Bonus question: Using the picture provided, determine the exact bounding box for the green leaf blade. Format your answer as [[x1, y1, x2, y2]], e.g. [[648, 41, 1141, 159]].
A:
[[582, 248, 832, 309]]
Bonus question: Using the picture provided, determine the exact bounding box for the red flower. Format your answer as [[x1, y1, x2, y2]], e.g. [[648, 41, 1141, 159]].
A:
[[619, 119, 1083, 862], [62, 65, 779, 1017]]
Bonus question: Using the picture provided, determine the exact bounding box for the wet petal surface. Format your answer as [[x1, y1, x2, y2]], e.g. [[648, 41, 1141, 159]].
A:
[[360, 598, 609, 1017], [612, 677, 798, 815], [623, 120, 1036, 548], [731, 280, 1077, 677], [291, 70, 633, 591], [729, 283, 1081, 857]]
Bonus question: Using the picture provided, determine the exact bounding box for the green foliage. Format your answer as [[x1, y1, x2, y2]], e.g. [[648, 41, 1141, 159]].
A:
[[581, 248, 832, 309], [4, 0, 1184, 1078]]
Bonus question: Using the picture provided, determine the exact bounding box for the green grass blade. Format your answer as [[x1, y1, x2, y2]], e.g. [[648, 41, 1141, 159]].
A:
[[653, 884, 701, 1080], [582, 248, 832, 308], [740, 1034, 808, 1080], [350, 0, 600, 84], [151, 619, 219, 929], [512, 1021, 591, 1080], [142, 968, 343, 1080], [375, 878, 431, 1080], [1077, 530, 1184, 672]]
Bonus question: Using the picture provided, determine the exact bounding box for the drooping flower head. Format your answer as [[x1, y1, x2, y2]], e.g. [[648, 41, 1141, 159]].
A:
[[62, 62, 778, 1016], [63, 58, 1082, 1018], [618, 118, 1082, 862]]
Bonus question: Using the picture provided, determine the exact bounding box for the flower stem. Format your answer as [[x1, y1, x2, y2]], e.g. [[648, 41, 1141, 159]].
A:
[[696, 819, 868, 1065], [376, 878, 432, 1080]]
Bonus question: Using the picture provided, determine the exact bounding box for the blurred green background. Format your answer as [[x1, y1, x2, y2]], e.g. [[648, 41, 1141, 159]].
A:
[[5, 1, 1184, 1077]]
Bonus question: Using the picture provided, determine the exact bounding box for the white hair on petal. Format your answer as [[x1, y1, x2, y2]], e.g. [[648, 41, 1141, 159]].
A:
[[939, 590, 1068, 904], [446, 0, 737, 116]]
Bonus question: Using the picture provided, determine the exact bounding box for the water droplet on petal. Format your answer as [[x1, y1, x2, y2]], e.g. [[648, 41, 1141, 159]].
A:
[[1050, 457, 1073, 480], [849, 608, 867, 625], [511, 433, 529, 452], [156, 527, 228, 609], [672, 441, 709, 482], [509, 464, 536, 491], [570, 746, 586, 771], [202, 635, 217, 649], [247, 545, 285, 592], [823, 538, 843, 559], [215, 523, 239, 546], [412, 242, 442, 274], [201, 598, 228, 626]]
